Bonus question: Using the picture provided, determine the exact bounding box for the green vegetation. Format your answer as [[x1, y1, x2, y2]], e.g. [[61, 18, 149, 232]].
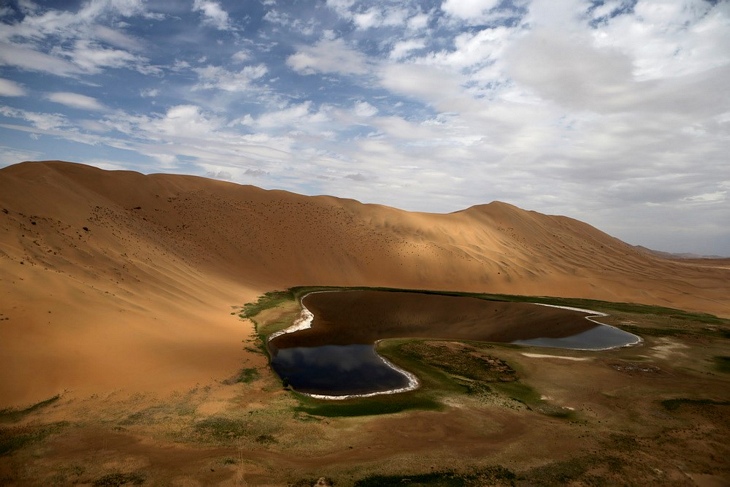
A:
[[380, 339, 569, 417], [396, 341, 517, 383], [294, 392, 442, 418], [224, 367, 259, 384], [0, 395, 60, 423], [192, 413, 281, 444], [354, 466, 517, 486], [194, 417, 249, 440], [238, 290, 294, 320]]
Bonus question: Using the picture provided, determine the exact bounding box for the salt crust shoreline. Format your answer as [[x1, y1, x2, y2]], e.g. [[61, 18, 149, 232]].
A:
[[532, 303, 643, 350], [267, 292, 642, 400]]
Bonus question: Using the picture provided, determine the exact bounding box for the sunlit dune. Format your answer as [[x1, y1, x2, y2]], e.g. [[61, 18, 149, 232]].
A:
[[1, 160, 728, 407]]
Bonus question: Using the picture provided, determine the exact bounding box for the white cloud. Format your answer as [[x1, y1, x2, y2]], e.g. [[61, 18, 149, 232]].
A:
[[505, 28, 634, 112], [390, 38, 426, 61], [592, 0, 730, 80], [56, 39, 151, 74], [0, 79, 27, 97], [0, 106, 71, 131], [193, 0, 231, 30], [232, 50, 251, 63], [140, 88, 159, 98], [441, 0, 502, 21], [238, 101, 330, 132], [47, 92, 106, 111], [93, 25, 144, 51], [379, 63, 464, 106], [353, 101, 378, 118], [0, 42, 81, 76], [287, 38, 369, 76], [193, 64, 268, 92]]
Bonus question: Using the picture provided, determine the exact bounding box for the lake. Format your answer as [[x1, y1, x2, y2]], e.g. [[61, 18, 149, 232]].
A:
[[268, 290, 640, 398]]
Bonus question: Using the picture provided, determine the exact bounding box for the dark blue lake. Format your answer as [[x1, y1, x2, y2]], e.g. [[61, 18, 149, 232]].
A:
[[271, 345, 413, 397], [268, 290, 640, 398]]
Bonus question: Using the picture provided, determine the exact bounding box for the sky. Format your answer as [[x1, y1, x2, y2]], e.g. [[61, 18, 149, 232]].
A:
[[1, 0, 729, 256]]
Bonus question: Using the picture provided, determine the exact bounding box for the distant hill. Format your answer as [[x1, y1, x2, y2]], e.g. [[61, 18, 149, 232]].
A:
[[634, 245, 728, 260]]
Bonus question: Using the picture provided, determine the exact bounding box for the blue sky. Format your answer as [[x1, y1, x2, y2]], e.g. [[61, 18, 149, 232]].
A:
[[1, 0, 729, 255]]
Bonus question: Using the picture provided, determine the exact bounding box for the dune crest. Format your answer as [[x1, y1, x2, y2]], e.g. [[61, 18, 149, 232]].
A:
[[1, 160, 728, 406]]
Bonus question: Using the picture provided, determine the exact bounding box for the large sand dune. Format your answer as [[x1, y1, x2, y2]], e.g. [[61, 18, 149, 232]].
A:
[[1, 160, 728, 407]]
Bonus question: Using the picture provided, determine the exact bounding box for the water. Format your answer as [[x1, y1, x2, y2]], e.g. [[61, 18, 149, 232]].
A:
[[271, 345, 412, 397], [511, 321, 640, 350], [268, 290, 640, 398]]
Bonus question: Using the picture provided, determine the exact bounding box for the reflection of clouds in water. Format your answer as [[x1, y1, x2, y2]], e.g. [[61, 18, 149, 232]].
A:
[[271, 343, 415, 397], [276, 345, 377, 372], [512, 324, 641, 350]]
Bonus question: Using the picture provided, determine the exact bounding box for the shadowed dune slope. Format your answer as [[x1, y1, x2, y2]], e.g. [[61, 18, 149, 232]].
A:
[[1, 161, 729, 406]]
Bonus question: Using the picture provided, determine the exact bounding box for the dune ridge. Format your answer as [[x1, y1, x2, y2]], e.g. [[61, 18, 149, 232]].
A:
[[1, 160, 728, 406]]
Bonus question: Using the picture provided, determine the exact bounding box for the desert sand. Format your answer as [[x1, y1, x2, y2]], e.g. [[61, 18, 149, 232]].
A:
[[1, 161, 728, 485]]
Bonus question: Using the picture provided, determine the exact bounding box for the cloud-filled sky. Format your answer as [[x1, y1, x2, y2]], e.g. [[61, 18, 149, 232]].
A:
[[1, 0, 729, 255]]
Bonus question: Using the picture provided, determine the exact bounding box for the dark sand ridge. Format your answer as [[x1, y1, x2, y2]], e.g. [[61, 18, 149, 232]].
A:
[[270, 290, 602, 349], [1, 160, 730, 406]]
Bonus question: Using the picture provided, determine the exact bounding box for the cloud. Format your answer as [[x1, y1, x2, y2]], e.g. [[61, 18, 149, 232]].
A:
[[0, 1, 157, 78], [441, 0, 502, 23], [57, 39, 154, 75], [0, 79, 27, 97], [379, 63, 464, 106], [0, 42, 82, 77], [505, 28, 634, 112], [389, 38, 426, 61], [47, 92, 107, 111], [353, 101, 378, 118], [287, 38, 369, 75], [193, 0, 231, 30], [346, 173, 368, 182], [193, 64, 268, 92]]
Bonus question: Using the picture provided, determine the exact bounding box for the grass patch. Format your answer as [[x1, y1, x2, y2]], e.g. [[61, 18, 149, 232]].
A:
[[381, 339, 562, 415], [617, 323, 729, 340], [294, 393, 442, 418], [223, 367, 260, 385], [713, 356, 730, 373], [238, 290, 294, 320], [194, 417, 248, 440], [0, 395, 60, 423], [397, 341, 517, 384], [354, 466, 517, 486]]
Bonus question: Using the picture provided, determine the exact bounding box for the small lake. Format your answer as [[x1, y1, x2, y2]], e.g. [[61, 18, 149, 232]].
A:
[[268, 290, 640, 399]]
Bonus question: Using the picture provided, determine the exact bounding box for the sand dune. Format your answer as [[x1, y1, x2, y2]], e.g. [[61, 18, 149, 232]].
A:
[[1, 160, 728, 407]]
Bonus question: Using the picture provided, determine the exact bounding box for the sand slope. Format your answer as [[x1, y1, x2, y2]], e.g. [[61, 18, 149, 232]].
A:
[[1, 160, 728, 406]]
